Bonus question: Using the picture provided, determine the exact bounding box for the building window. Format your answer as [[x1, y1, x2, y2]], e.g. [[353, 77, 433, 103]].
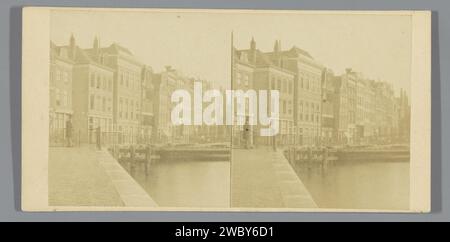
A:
[[55, 89, 61, 106], [119, 98, 123, 118], [49, 89, 54, 106], [305, 102, 309, 121], [125, 99, 129, 119], [244, 75, 249, 87], [102, 76, 106, 90], [283, 100, 286, 114], [102, 97, 106, 112], [96, 76, 100, 89], [135, 75, 138, 89], [288, 101, 292, 115], [108, 98, 112, 112], [96, 96, 101, 110], [300, 101, 303, 121], [56, 70, 61, 82], [63, 91, 68, 106], [63, 72, 69, 83], [108, 78, 112, 91], [277, 79, 281, 91], [60, 91, 65, 107], [90, 73, 95, 87], [90, 94, 95, 110], [130, 74, 134, 89], [50, 69, 54, 85], [136, 102, 139, 120], [130, 100, 134, 119]]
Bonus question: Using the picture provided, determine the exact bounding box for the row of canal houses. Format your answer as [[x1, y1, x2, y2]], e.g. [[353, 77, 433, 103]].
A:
[[50, 35, 228, 146], [50, 34, 410, 147], [233, 38, 410, 146]]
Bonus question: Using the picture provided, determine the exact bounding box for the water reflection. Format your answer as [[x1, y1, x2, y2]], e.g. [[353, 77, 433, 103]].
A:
[[120, 159, 230, 208], [119, 156, 408, 210], [293, 160, 410, 210]]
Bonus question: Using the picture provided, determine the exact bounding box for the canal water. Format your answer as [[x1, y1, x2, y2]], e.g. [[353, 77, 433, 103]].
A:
[[120, 159, 230, 208], [292, 160, 410, 210], [120, 156, 408, 210]]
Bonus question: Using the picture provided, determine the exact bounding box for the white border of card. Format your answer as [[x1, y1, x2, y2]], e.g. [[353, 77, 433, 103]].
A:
[[21, 7, 431, 212]]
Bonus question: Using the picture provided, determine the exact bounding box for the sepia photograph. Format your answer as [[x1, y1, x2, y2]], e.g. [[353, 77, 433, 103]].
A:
[[21, 8, 431, 212], [230, 15, 412, 210]]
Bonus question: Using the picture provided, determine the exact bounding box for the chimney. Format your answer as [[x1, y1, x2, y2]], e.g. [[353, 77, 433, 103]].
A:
[[274, 40, 282, 67], [250, 37, 256, 50], [274, 40, 281, 53], [93, 36, 99, 51], [69, 34, 76, 59], [250, 37, 256, 63]]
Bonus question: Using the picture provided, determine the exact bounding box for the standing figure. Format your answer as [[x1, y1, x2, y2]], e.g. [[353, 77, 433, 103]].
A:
[[243, 117, 251, 149], [65, 116, 73, 147], [96, 125, 101, 150]]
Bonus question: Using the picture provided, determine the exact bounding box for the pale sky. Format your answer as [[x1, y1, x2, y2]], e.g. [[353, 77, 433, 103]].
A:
[[51, 9, 411, 95]]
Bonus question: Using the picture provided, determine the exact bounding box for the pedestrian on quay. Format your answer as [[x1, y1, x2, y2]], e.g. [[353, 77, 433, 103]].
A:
[[65, 116, 73, 147], [96, 125, 101, 150], [243, 117, 251, 149], [130, 144, 135, 161]]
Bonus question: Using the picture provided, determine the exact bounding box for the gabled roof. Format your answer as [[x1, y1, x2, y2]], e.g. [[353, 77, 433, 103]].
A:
[[50, 44, 76, 64], [85, 42, 142, 67], [263, 46, 313, 59], [97, 43, 134, 56], [50, 42, 112, 69], [235, 49, 276, 67], [73, 46, 97, 64], [254, 49, 276, 66], [284, 46, 313, 59]]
